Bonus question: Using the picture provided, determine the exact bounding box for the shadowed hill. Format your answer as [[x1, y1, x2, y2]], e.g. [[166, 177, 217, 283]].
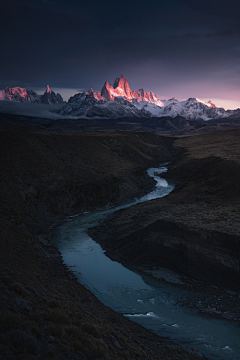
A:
[[90, 129, 240, 322], [0, 113, 206, 359]]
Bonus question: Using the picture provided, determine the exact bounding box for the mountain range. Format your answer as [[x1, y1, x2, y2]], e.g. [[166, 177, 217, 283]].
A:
[[0, 85, 64, 105], [58, 75, 240, 120], [1, 76, 240, 121]]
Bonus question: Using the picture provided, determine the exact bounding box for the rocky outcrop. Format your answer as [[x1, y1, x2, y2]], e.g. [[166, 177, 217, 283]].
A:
[[40, 85, 64, 105]]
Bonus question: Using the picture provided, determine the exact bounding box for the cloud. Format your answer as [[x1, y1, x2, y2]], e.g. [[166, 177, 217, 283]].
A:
[[180, 30, 236, 39], [204, 30, 235, 38]]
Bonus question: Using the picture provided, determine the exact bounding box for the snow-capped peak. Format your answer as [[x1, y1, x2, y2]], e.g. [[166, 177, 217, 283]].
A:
[[57, 75, 238, 120], [183, 97, 216, 108], [99, 75, 158, 103]]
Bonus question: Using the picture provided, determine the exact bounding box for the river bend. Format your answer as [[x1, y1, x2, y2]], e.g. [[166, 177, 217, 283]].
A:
[[51, 166, 240, 360]]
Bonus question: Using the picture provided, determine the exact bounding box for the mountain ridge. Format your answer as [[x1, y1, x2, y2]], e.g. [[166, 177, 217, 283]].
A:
[[2, 77, 240, 121], [0, 85, 64, 105], [59, 75, 240, 120]]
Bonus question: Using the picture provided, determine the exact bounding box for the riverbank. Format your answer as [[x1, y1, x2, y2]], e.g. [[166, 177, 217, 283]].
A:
[[90, 129, 240, 324], [0, 113, 207, 359]]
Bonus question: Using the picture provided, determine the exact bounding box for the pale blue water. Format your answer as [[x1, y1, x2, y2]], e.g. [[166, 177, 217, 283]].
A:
[[52, 166, 240, 360]]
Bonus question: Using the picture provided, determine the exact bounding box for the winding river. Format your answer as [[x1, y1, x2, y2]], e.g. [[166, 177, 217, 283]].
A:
[[51, 166, 240, 360]]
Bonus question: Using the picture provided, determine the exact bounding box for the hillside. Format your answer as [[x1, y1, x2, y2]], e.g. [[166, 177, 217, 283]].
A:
[[0, 113, 207, 359], [91, 129, 240, 322]]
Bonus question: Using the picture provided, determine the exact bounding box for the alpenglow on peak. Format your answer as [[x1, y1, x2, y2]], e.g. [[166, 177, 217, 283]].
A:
[[58, 75, 234, 120]]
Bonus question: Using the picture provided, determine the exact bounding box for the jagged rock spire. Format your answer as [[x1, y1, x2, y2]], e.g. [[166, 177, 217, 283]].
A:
[[40, 86, 64, 105], [101, 81, 115, 101], [113, 75, 132, 98]]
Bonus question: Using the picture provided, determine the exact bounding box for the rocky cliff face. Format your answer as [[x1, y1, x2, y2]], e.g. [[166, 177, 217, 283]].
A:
[[101, 80, 115, 101], [40, 85, 64, 105], [99, 75, 158, 102], [88, 88, 103, 100], [113, 75, 132, 98]]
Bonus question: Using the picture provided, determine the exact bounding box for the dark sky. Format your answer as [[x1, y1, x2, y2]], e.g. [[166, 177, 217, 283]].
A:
[[1, 0, 240, 108]]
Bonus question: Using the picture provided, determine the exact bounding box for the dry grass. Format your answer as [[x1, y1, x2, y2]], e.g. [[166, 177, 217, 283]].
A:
[[46, 323, 64, 338]]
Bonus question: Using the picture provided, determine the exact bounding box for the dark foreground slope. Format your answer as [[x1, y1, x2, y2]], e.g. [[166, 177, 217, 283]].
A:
[[0, 113, 206, 359], [91, 129, 240, 322]]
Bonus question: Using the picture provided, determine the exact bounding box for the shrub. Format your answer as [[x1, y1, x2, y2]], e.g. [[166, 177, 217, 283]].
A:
[[3, 330, 39, 355], [63, 324, 82, 340], [47, 323, 64, 338], [75, 334, 108, 359], [31, 324, 42, 339], [46, 299, 62, 309], [9, 283, 31, 298], [0, 311, 22, 332], [44, 309, 69, 325], [81, 323, 101, 339]]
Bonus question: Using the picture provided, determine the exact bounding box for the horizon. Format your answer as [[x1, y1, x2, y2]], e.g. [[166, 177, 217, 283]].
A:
[[1, 1, 240, 111], [1, 79, 239, 111]]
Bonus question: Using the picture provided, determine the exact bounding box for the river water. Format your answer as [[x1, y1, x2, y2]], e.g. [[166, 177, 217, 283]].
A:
[[51, 166, 240, 360]]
